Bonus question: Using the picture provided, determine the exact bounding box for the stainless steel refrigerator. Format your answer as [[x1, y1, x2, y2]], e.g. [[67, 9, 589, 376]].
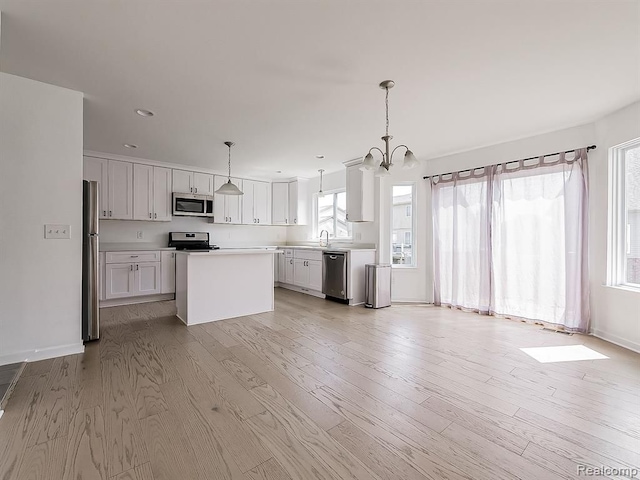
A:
[[82, 180, 100, 341]]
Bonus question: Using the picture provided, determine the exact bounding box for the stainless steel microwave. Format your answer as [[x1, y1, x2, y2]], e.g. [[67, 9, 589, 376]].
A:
[[172, 193, 214, 217]]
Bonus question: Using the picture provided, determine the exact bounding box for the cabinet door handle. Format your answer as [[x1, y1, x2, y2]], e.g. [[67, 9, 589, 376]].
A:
[[346, 213, 349, 220], [149, 213, 152, 218], [194, 187, 198, 193], [103, 210, 106, 216], [130, 255, 138, 258], [109, 210, 112, 217], [130, 265, 133, 271], [154, 213, 157, 219], [290, 259, 293, 264], [294, 218, 297, 224], [136, 264, 139, 270], [258, 219, 260, 224]]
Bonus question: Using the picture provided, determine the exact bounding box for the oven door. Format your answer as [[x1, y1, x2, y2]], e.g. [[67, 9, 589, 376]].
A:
[[172, 194, 214, 217]]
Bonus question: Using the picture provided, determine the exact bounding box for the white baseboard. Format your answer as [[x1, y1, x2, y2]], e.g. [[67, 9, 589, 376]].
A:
[[0, 342, 85, 367], [100, 293, 175, 308], [591, 329, 640, 354]]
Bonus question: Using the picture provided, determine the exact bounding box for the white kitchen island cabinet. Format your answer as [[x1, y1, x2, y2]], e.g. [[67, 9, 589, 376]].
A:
[[175, 249, 278, 325]]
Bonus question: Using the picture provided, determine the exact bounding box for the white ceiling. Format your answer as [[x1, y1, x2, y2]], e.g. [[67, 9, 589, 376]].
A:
[[1, 1, 638, 179]]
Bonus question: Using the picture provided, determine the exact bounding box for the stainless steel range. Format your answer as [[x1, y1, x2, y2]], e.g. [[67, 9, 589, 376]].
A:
[[168, 232, 220, 251]]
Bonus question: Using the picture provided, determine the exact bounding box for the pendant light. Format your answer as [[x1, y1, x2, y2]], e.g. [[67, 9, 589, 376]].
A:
[[360, 80, 418, 175], [215, 141, 244, 195], [318, 169, 325, 198]]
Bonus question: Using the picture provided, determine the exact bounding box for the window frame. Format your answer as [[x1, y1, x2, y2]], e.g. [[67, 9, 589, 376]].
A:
[[391, 182, 417, 269], [314, 188, 352, 240], [607, 137, 640, 291]]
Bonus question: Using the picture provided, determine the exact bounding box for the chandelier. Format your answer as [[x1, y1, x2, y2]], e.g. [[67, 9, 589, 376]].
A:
[[360, 80, 418, 176]]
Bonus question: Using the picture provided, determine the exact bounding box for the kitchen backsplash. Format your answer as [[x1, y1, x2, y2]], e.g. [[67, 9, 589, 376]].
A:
[[99, 217, 287, 247]]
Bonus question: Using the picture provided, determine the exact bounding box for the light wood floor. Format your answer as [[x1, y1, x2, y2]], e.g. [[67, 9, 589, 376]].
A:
[[1, 288, 639, 480]]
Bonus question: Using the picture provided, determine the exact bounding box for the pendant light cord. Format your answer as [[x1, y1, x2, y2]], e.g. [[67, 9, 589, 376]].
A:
[[227, 144, 232, 180]]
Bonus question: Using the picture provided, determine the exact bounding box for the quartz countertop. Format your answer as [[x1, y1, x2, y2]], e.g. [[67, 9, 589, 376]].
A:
[[99, 243, 176, 252], [280, 245, 376, 252], [176, 248, 280, 256]]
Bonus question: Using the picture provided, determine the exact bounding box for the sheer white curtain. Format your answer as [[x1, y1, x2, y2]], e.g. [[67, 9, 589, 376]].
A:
[[431, 149, 590, 332]]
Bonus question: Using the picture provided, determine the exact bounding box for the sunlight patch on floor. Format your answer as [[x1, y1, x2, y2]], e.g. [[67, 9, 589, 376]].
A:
[[520, 345, 609, 363]]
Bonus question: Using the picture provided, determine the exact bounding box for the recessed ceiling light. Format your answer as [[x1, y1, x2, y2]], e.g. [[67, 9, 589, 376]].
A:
[[123, 143, 138, 149], [315, 155, 325, 159], [135, 109, 154, 117]]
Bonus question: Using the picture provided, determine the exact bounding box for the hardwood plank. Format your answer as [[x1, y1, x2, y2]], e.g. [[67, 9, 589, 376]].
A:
[[15, 436, 66, 480], [124, 340, 169, 419], [245, 411, 341, 480], [27, 356, 77, 446], [112, 463, 155, 480], [228, 346, 343, 431], [249, 383, 381, 480], [62, 406, 108, 480], [141, 412, 204, 480], [159, 380, 248, 478], [327, 420, 434, 480], [220, 356, 266, 390], [101, 355, 149, 477], [244, 458, 292, 480]]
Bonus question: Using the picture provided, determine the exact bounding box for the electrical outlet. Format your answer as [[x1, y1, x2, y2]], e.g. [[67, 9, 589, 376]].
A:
[[136, 231, 144, 239], [44, 224, 70, 239]]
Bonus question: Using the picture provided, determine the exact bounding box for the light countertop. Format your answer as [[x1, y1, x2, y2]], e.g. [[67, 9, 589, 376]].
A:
[[99, 243, 176, 252], [177, 248, 280, 256], [281, 245, 376, 252]]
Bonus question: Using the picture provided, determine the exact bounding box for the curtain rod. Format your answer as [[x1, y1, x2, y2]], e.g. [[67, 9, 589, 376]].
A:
[[422, 145, 597, 180]]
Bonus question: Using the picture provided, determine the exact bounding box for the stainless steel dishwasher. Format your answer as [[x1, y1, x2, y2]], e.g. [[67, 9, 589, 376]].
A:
[[322, 251, 347, 299]]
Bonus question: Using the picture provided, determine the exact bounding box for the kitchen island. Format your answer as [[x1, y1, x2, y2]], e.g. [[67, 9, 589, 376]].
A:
[[175, 248, 280, 325]]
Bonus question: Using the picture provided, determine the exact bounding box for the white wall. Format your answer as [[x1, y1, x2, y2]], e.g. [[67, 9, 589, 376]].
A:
[[100, 217, 287, 247], [590, 101, 640, 352], [285, 169, 378, 247], [0, 73, 84, 365]]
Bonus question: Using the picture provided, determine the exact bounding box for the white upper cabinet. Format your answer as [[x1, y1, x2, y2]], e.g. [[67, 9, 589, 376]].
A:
[[346, 163, 374, 222], [213, 176, 243, 224], [108, 160, 133, 220], [254, 181, 271, 224], [288, 178, 309, 226], [83, 157, 109, 219], [172, 169, 213, 195], [172, 169, 193, 193], [243, 180, 271, 225], [153, 167, 172, 221], [134, 164, 172, 222], [193, 172, 214, 196], [133, 164, 154, 220], [272, 182, 289, 225]]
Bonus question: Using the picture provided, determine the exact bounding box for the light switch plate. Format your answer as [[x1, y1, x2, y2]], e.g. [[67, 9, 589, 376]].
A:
[[45, 224, 71, 239]]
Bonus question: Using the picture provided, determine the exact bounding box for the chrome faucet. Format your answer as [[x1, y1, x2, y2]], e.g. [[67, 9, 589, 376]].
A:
[[319, 229, 330, 247]]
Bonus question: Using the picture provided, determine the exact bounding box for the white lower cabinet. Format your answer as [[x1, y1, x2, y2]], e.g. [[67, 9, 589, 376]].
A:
[[161, 251, 176, 294], [308, 260, 322, 291], [105, 263, 135, 299], [293, 259, 308, 287], [103, 250, 169, 301], [278, 249, 323, 293], [135, 262, 161, 296], [285, 256, 294, 284], [278, 253, 286, 283]]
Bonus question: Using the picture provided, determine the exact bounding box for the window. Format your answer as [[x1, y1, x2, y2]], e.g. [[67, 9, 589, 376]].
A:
[[609, 138, 640, 288], [316, 190, 351, 239], [392, 184, 415, 266]]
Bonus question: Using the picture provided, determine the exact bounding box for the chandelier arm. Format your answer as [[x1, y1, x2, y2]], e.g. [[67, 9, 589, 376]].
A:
[[368, 146, 386, 160], [390, 144, 409, 164]]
